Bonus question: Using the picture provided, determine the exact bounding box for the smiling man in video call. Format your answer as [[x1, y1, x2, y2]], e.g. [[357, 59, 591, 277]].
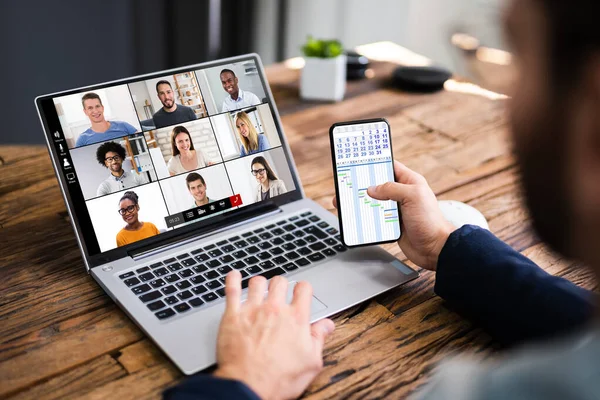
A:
[[165, 0, 600, 399], [186, 172, 213, 208], [220, 69, 261, 112], [152, 80, 197, 129], [75, 92, 138, 147], [96, 141, 148, 197]]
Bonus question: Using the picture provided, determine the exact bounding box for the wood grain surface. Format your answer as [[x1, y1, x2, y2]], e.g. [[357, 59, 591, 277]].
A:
[[0, 58, 592, 399]]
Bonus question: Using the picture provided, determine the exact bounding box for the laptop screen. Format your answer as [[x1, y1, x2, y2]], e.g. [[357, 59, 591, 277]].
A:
[[36, 56, 302, 266]]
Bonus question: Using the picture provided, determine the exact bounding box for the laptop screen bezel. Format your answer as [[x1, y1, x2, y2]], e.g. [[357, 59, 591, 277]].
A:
[[35, 54, 305, 269]]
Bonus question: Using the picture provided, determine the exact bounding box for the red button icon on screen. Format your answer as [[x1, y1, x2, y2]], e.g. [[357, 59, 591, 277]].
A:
[[229, 194, 242, 206]]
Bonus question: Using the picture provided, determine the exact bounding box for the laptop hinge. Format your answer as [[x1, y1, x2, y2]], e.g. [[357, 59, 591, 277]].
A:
[[128, 206, 282, 261]]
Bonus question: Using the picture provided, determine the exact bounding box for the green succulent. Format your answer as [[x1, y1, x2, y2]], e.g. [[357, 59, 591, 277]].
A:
[[301, 36, 343, 58]]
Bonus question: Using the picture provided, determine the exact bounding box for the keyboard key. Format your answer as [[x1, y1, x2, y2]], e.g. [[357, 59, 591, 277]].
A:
[[323, 248, 336, 257], [136, 266, 150, 274], [120, 271, 135, 279], [164, 257, 177, 264], [296, 258, 310, 267], [154, 267, 169, 276], [204, 270, 219, 280], [297, 247, 311, 256], [326, 227, 338, 235], [179, 268, 194, 278], [147, 300, 166, 311], [309, 215, 320, 222], [244, 256, 259, 265], [205, 244, 216, 250], [168, 263, 183, 272], [257, 252, 271, 260], [124, 277, 141, 287], [247, 236, 261, 244], [334, 244, 347, 252], [285, 251, 300, 260], [241, 267, 286, 289], [273, 256, 287, 265], [175, 303, 191, 313], [150, 262, 163, 269], [293, 239, 307, 247], [181, 258, 196, 267], [176, 253, 190, 260], [246, 265, 262, 274], [276, 220, 287, 226], [222, 244, 236, 253], [259, 232, 273, 240], [324, 238, 337, 246], [165, 274, 180, 283], [283, 263, 298, 272], [242, 231, 254, 237], [217, 266, 232, 275], [234, 240, 249, 248], [300, 212, 311, 217], [282, 234, 295, 241], [318, 221, 329, 228], [206, 280, 222, 290], [229, 235, 241, 242], [192, 285, 208, 295], [193, 264, 208, 274], [139, 272, 155, 282], [257, 242, 272, 250], [216, 288, 226, 297], [290, 215, 301, 220], [202, 292, 219, 302], [190, 275, 206, 285], [140, 290, 162, 303], [165, 296, 179, 305], [150, 279, 166, 289], [308, 253, 326, 262], [309, 242, 326, 251], [253, 227, 265, 233], [293, 230, 306, 238], [246, 245, 260, 254], [270, 238, 284, 246], [241, 270, 249, 278], [219, 255, 234, 263], [132, 284, 151, 295], [231, 261, 246, 270], [271, 228, 285, 236], [195, 254, 210, 262], [206, 259, 222, 269], [304, 235, 318, 243], [294, 219, 310, 227], [283, 224, 296, 232], [177, 290, 193, 300], [217, 240, 228, 246], [304, 226, 328, 239], [265, 224, 276, 229], [270, 247, 284, 255], [161, 285, 177, 295], [232, 250, 248, 259], [259, 260, 275, 270], [191, 248, 204, 255], [155, 308, 176, 320], [176, 280, 192, 290], [189, 297, 205, 307], [208, 249, 223, 258], [282, 243, 296, 251], [218, 277, 226, 284]]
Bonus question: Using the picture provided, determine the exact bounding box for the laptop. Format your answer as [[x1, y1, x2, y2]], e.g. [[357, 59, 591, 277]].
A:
[[35, 54, 418, 374]]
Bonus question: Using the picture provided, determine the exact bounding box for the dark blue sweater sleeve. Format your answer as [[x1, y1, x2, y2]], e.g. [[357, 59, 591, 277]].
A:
[[435, 225, 595, 346], [163, 375, 261, 400]]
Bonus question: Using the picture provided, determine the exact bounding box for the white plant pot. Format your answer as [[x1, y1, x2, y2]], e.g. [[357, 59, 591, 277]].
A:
[[300, 55, 347, 102]]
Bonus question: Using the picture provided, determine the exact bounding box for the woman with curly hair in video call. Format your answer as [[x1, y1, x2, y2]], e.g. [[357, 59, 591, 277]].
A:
[[167, 125, 213, 176], [116, 191, 160, 247], [251, 156, 286, 202], [235, 111, 270, 157]]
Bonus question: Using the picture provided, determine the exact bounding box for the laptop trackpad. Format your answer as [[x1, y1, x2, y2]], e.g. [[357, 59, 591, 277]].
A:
[[242, 281, 327, 315]]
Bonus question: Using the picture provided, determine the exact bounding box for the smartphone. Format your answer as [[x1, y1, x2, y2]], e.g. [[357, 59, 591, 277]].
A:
[[330, 118, 401, 248]]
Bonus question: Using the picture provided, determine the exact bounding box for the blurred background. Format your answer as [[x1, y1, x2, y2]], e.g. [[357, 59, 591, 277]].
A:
[[0, 0, 505, 145]]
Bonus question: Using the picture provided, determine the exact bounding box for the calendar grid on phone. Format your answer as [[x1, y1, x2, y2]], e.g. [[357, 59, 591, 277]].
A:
[[334, 122, 390, 165]]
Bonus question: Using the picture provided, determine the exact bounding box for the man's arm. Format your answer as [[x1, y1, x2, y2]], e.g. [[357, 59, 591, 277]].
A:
[[435, 225, 594, 346]]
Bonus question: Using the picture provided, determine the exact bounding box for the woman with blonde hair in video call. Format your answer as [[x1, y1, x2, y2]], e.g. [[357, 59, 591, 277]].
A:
[[251, 156, 286, 202], [235, 111, 270, 157], [116, 191, 160, 247], [167, 125, 213, 176]]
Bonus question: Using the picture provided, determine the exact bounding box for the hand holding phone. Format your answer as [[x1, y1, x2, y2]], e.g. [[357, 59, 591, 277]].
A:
[[330, 118, 401, 247]]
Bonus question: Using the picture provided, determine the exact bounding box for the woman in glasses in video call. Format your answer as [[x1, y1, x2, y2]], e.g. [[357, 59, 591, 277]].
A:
[[235, 111, 270, 157], [116, 191, 160, 247], [167, 126, 213, 176], [251, 156, 286, 202]]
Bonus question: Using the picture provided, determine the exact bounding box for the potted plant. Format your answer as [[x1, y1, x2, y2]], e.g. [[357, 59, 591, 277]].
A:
[[300, 36, 346, 102]]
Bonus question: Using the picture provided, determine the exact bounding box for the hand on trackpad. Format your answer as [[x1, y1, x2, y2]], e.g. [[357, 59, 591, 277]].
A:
[[241, 281, 328, 315]]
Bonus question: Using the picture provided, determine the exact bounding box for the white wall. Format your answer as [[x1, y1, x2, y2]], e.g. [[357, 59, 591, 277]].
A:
[[86, 182, 170, 252], [159, 163, 234, 214]]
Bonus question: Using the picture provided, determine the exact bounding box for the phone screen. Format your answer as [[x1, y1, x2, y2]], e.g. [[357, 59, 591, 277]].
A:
[[331, 119, 401, 247]]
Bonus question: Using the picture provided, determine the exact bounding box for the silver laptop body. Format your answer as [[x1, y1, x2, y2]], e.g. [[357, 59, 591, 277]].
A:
[[35, 54, 418, 374]]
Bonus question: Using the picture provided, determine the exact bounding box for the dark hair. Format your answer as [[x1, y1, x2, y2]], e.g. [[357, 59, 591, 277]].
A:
[[119, 191, 139, 205], [220, 69, 236, 78], [81, 92, 102, 108], [186, 172, 206, 189], [96, 141, 126, 166], [251, 156, 278, 181], [170, 126, 195, 156], [156, 80, 172, 92]]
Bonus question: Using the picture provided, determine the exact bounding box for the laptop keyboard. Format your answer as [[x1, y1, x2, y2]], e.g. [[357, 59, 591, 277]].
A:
[[118, 211, 346, 321]]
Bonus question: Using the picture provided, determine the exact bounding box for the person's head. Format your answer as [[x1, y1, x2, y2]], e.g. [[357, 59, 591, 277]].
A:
[[251, 156, 277, 185], [118, 191, 139, 226], [96, 141, 126, 174], [170, 126, 195, 156], [81, 92, 105, 123], [235, 111, 259, 152], [504, 0, 600, 266], [220, 69, 239, 98], [186, 172, 207, 203], [156, 80, 175, 110]]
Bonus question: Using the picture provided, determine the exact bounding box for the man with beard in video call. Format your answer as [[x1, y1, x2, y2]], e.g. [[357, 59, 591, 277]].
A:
[[152, 80, 197, 129]]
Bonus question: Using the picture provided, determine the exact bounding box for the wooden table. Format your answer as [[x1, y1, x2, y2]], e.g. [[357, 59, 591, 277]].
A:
[[1, 48, 595, 399]]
